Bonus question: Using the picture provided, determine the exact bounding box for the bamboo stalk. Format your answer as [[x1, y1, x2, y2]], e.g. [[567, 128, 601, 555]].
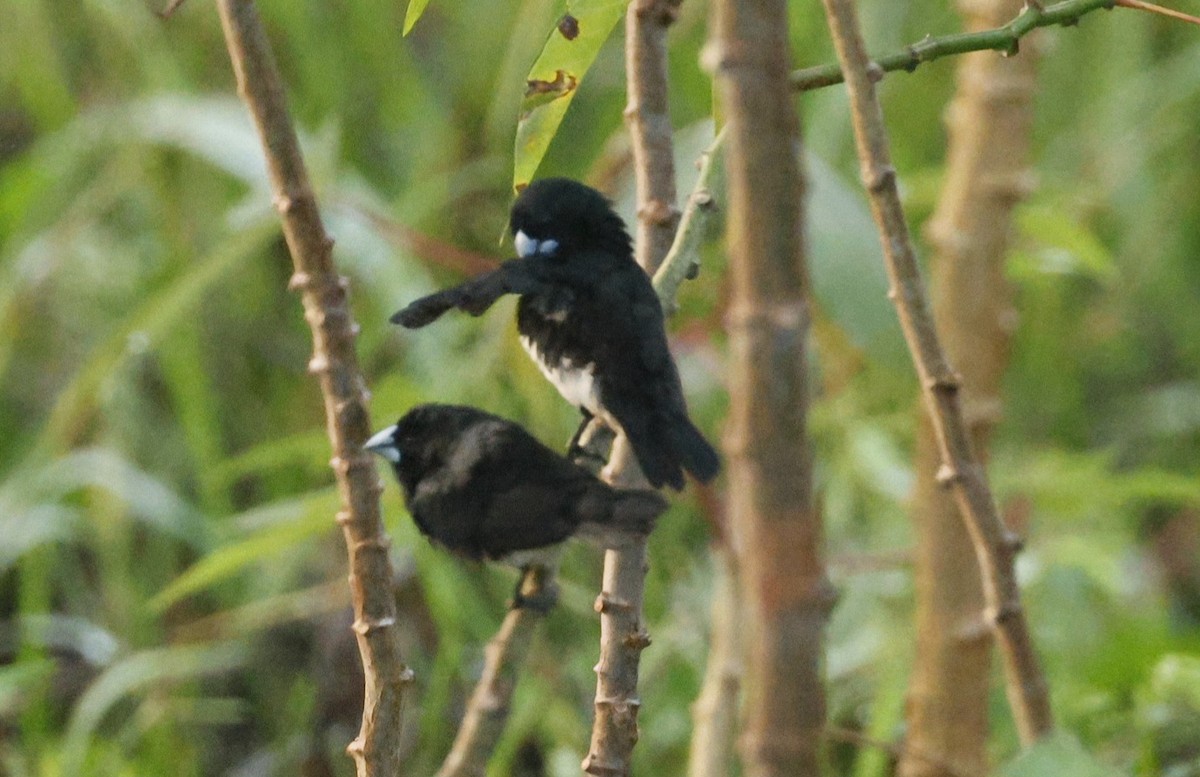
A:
[[214, 2, 411, 774], [819, 0, 1054, 745]]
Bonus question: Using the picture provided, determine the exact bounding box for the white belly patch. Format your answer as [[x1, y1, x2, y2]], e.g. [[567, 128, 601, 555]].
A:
[[521, 336, 600, 414]]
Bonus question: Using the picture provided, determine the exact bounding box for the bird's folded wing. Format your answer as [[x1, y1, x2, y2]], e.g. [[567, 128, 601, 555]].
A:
[[390, 257, 553, 328]]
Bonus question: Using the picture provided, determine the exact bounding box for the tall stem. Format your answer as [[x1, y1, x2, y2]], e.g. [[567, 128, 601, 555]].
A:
[[712, 0, 830, 772], [819, 0, 1054, 745], [215, 2, 411, 774]]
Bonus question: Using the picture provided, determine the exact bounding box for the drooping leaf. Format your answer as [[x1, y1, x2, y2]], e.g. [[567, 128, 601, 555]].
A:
[[148, 489, 339, 612], [512, 0, 626, 189], [403, 0, 433, 35], [60, 641, 248, 775]]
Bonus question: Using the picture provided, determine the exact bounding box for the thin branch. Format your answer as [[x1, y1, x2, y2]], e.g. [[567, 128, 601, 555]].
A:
[[436, 568, 556, 777], [652, 127, 726, 315], [901, 0, 1036, 773], [819, 0, 1054, 746], [625, 0, 684, 276], [791, 0, 1115, 91], [214, 2, 412, 775], [582, 3, 683, 774], [670, 0, 1120, 308]]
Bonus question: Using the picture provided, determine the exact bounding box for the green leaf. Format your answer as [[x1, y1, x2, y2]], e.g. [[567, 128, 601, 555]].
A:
[[1012, 203, 1117, 281], [403, 0, 433, 35], [60, 641, 247, 775], [806, 152, 905, 367], [513, 0, 626, 189], [996, 731, 1122, 777], [148, 489, 339, 612]]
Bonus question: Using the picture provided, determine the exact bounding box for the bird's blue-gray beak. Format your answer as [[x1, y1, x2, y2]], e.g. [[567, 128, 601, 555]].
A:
[[514, 230, 559, 259], [364, 426, 401, 463]]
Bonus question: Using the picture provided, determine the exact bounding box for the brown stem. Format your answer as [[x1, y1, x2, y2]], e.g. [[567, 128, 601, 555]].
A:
[[686, 543, 745, 777], [582, 3, 684, 774], [900, 1, 1038, 774], [582, 441, 652, 777], [624, 0, 683, 276], [818, 0, 1054, 746], [214, 2, 412, 775], [436, 568, 555, 777], [711, 0, 831, 773]]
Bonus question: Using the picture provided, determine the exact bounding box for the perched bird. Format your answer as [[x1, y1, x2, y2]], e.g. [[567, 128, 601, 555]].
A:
[[364, 404, 667, 604], [391, 178, 719, 490]]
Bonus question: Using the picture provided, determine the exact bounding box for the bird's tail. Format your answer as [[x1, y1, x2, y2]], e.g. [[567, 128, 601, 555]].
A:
[[609, 489, 669, 535], [669, 419, 720, 484], [577, 488, 668, 548]]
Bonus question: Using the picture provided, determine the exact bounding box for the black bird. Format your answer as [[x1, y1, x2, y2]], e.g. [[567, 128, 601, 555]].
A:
[[364, 404, 667, 599], [390, 178, 719, 490]]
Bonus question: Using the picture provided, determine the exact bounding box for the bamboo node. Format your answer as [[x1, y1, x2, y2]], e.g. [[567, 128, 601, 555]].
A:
[[581, 754, 624, 776], [353, 536, 392, 553], [865, 165, 896, 193], [986, 602, 1022, 625], [335, 510, 353, 526], [638, 198, 681, 227], [595, 592, 632, 613], [272, 193, 297, 214], [632, 0, 680, 24], [352, 615, 397, 635], [624, 629, 652, 650], [307, 354, 330, 374], [287, 271, 313, 291], [927, 370, 962, 391], [935, 463, 962, 485]]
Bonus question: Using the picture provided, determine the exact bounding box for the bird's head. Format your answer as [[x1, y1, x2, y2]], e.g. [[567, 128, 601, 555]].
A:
[[509, 178, 633, 262], [365, 404, 486, 494]]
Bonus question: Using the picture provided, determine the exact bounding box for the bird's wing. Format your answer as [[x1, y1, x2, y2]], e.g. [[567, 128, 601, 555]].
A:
[[390, 257, 554, 328], [450, 419, 596, 559], [590, 265, 692, 489]]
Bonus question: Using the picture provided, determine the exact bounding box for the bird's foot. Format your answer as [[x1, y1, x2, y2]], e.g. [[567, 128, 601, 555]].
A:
[[509, 566, 559, 614]]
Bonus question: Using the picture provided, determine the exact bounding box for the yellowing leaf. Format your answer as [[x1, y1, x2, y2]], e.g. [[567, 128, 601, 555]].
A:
[[513, 0, 626, 190]]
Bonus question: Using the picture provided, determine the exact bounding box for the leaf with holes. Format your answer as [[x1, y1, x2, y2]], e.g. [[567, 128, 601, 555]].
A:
[[513, 0, 626, 190]]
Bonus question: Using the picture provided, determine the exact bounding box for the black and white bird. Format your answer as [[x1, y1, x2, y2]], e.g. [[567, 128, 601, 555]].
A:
[[391, 178, 719, 491], [364, 404, 667, 604]]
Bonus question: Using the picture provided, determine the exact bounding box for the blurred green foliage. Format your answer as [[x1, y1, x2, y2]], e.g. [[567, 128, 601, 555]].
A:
[[1, 0, 1199, 775]]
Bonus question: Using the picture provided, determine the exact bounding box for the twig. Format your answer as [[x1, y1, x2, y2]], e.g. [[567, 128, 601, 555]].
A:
[[582, 3, 683, 774], [1114, 0, 1200, 25], [711, 0, 831, 774], [624, 0, 684, 275], [436, 568, 556, 777], [901, 0, 1036, 773], [213, 2, 412, 775], [651, 128, 726, 316], [819, 0, 1054, 746], [791, 0, 1115, 91], [667, 0, 1120, 337]]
